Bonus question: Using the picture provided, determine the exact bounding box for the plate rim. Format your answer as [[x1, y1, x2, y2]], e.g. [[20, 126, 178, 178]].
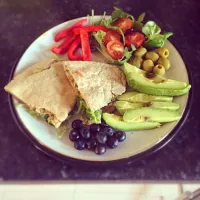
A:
[[7, 17, 193, 166]]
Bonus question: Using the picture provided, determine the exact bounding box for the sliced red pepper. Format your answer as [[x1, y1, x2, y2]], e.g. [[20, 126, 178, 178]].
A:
[[51, 34, 76, 54], [54, 18, 87, 42], [67, 36, 83, 61], [80, 29, 92, 61], [73, 25, 109, 35]]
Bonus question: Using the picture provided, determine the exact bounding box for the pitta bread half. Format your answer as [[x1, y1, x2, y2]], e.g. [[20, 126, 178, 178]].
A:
[[5, 59, 78, 128], [64, 61, 126, 111]]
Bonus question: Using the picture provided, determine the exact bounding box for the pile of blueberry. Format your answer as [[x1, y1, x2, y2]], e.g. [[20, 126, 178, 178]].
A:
[[69, 119, 126, 155]]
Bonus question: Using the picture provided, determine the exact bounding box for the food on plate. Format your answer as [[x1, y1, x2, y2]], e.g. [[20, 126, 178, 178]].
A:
[[129, 56, 143, 68], [102, 113, 160, 131], [153, 64, 166, 76], [63, 61, 126, 123], [116, 101, 180, 115], [156, 47, 169, 58], [4, 59, 78, 128], [125, 31, 145, 48], [123, 107, 181, 123], [52, 23, 109, 61], [142, 59, 154, 72], [114, 17, 133, 33], [130, 46, 171, 75], [123, 63, 191, 96], [134, 47, 147, 57], [69, 119, 126, 155], [157, 57, 170, 70], [117, 91, 173, 102], [145, 52, 159, 62], [5, 7, 192, 157]]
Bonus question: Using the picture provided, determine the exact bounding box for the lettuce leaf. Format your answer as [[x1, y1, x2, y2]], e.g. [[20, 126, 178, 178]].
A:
[[111, 7, 134, 21], [76, 95, 102, 124], [142, 21, 173, 49]]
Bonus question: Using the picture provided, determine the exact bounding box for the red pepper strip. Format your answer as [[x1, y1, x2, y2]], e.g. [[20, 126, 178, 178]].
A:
[[67, 36, 83, 61], [54, 18, 87, 42], [72, 25, 109, 35], [80, 29, 92, 61], [51, 34, 76, 54]]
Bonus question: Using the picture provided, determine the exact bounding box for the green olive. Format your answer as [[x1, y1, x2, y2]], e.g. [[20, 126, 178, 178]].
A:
[[157, 47, 169, 58], [145, 52, 159, 62], [158, 57, 171, 70], [153, 64, 166, 76], [130, 56, 143, 68], [134, 47, 147, 57], [142, 59, 154, 72]]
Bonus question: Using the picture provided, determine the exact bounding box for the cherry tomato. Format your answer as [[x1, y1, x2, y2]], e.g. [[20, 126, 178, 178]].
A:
[[103, 30, 121, 45], [106, 40, 124, 60], [125, 31, 145, 48], [114, 17, 133, 33]]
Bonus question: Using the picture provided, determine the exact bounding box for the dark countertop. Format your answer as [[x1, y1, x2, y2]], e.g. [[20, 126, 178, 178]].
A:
[[0, 0, 199, 181]]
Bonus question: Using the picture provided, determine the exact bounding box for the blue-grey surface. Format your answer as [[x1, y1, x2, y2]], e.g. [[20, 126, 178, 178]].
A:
[[0, 0, 199, 180]]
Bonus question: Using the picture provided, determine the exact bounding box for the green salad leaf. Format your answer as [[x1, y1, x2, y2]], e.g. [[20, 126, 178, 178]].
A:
[[57, 123, 70, 139], [51, 52, 62, 61], [142, 21, 161, 37], [111, 7, 134, 21], [76, 95, 102, 124], [133, 12, 146, 31], [142, 21, 173, 49]]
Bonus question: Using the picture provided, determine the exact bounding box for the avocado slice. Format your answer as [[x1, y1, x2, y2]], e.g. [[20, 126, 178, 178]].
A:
[[123, 63, 191, 96], [116, 101, 180, 115], [102, 113, 160, 131], [117, 91, 173, 102], [123, 107, 181, 123]]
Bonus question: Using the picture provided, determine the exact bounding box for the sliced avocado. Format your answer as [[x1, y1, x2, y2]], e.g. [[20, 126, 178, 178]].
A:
[[123, 63, 191, 96], [102, 113, 160, 131], [116, 101, 180, 115], [117, 91, 173, 102], [123, 107, 181, 123]]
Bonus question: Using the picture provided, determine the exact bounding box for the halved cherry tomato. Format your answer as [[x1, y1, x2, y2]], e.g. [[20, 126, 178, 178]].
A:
[[114, 17, 133, 33], [125, 31, 145, 48], [103, 30, 121, 45], [106, 40, 124, 60]]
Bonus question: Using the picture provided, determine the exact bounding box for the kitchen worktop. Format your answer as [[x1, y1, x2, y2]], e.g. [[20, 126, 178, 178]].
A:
[[0, 0, 199, 180]]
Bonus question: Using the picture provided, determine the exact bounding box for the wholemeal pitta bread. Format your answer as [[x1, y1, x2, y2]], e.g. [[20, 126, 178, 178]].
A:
[[4, 59, 77, 128], [64, 61, 126, 111]]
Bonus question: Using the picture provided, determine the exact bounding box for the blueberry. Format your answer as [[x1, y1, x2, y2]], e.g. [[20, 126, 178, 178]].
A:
[[86, 139, 97, 150], [69, 130, 80, 141], [101, 126, 114, 136], [96, 132, 107, 144], [115, 131, 126, 142], [107, 136, 119, 149], [74, 139, 86, 150], [72, 119, 83, 130], [80, 127, 91, 140], [95, 144, 107, 155], [90, 124, 101, 133], [101, 122, 109, 127]]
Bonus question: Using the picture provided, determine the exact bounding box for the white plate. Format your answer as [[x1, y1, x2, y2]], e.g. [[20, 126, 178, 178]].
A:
[[9, 16, 191, 163]]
